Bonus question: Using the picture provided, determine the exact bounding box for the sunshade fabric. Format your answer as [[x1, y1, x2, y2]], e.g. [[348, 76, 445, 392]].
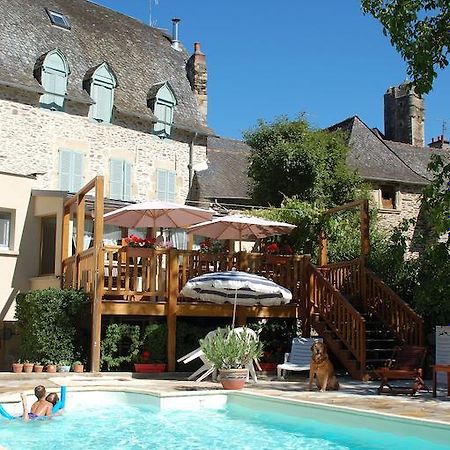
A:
[[180, 271, 292, 307], [187, 215, 295, 240], [103, 200, 213, 228]]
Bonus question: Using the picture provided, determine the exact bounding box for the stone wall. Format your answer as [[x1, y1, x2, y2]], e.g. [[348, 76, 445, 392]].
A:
[[0, 89, 207, 203]]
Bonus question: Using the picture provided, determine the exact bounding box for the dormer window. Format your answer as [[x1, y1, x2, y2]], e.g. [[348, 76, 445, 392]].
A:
[[148, 82, 177, 138], [45, 8, 71, 30], [84, 63, 117, 124], [35, 49, 70, 111]]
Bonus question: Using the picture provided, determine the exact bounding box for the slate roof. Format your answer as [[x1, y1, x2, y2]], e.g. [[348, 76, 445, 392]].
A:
[[0, 0, 212, 135], [195, 137, 252, 200], [329, 116, 431, 185]]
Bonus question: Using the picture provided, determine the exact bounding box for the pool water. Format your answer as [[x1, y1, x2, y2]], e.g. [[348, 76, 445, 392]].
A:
[[0, 392, 449, 450]]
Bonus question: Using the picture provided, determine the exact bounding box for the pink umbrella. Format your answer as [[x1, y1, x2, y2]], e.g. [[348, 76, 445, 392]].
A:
[[187, 215, 295, 251], [103, 200, 214, 229]]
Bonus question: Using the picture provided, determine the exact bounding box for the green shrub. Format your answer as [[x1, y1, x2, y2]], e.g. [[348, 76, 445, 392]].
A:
[[15, 288, 90, 364]]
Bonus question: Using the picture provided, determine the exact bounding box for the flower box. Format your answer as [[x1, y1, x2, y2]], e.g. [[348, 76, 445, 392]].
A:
[[134, 363, 166, 373], [126, 247, 155, 258]]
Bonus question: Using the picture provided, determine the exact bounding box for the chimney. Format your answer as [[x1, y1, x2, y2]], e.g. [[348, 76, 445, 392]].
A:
[[428, 135, 450, 150], [186, 42, 208, 121], [171, 18, 181, 51], [384, 83, 425, 147]]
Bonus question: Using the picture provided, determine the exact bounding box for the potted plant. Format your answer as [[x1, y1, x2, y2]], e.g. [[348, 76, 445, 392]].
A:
[[34, 362, 44, 373], [12, 359, 23, 373], [23, 360, 34, 373], [57, 361, 71, 372], [200, 327, 263, 390], [133, 324, 167, 373], [72, 361, 84, 373], [124, 235, 156, 257], [45, 361, 57, 373]]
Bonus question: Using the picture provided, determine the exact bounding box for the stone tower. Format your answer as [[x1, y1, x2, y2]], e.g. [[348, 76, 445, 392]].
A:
[[384, 83, 425, 147], [186, 42, 208, 121]]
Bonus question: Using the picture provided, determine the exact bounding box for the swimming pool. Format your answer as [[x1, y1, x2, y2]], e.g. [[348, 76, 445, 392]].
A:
[[1, 390, 449, 449]]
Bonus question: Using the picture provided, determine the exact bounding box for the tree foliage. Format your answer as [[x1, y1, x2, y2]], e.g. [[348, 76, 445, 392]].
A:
[[245, 116, 366, 207], [362, 0, 450, 94]]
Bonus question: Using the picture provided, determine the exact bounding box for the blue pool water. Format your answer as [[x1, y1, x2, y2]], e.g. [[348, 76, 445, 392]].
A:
[[0, 392, 449, 450]]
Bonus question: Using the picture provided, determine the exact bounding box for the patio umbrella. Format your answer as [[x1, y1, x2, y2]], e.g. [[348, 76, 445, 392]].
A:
[[180, 271, 292, 327], [187, 215, 296, 251], [103, 200, 214, 230]]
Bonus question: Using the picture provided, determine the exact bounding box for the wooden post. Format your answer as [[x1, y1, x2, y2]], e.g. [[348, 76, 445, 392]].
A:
[[360, 199, 370, 260], [91, 176, 104, 373], [318, 231, 328, 266], [236, 306, 247, 327], [75, 194, 86, 288], [61, 206, 70, 261], [167, 248, 179, 372]]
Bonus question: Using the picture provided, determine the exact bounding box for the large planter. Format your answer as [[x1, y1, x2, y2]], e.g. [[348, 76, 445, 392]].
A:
[[23, 363, 34, 373], [259, 362, 278, 373], [12, 363, 23, 373], [134, 363, 166, 373], [264, 255, 289, 265], [219, 368, 249, 390], [126, 247, 155, 258]]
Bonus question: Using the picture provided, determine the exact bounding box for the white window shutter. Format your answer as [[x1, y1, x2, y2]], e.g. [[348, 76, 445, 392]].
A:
[[110, 159, 124, 200], [72, 152, 84, 192], [0, 212, 11, 248], [167, 171, 176, 202], [59, 150, 72, 191], [156, 169, 168, 201], [123, 162, 132, 201]]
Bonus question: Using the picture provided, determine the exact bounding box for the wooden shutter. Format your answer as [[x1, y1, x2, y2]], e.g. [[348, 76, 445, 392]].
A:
[[0, 211, 11, 248], [123, 162, 132, 201], [59, 150, 72, 191], [154, 102, 166, 135], [156, 169, 168, 201], [41, 67, 66, 110], [110, 159, 124, 200], [92, 82, 113, 123], [167, 171, 176, 202], [72, 152, 84, 192]]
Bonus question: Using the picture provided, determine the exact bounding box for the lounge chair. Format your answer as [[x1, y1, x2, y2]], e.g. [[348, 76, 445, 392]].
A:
[[376, 345, 428, 395], [277, 337, 322, 380]]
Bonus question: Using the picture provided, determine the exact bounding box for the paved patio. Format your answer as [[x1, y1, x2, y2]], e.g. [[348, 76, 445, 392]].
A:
[[1, 372, 450, 425]]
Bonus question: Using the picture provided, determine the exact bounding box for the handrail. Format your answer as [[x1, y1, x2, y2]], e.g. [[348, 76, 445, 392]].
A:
[[363, 267, 424, 346], [318, 259, 361, 298], [308, 262, 366, 366]]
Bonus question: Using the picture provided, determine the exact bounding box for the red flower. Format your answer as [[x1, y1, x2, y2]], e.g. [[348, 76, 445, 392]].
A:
[[266, 243, 279, 254]]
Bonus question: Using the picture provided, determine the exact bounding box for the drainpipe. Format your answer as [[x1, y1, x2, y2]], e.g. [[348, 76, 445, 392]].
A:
[[188, 132, 198, 188]]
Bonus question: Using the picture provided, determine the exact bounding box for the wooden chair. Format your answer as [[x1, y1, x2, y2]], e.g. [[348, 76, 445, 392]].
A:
[[376, 345, 428, 395]]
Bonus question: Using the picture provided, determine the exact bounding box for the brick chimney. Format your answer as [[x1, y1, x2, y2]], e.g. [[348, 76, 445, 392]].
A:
[[384, 83, 425, 147], [428, 135, 450, 150], [187, 42, 207, 121]]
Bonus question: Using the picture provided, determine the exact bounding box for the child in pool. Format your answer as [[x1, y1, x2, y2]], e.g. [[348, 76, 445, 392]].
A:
[[20, 385, 53, 421]]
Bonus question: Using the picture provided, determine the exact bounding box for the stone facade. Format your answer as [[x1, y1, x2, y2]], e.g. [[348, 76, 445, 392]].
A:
[[186, 43, 208, 121], [0, 88, 207, 204]]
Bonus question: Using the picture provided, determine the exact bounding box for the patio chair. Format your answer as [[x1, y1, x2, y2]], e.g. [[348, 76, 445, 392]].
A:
[[277, 337, 322, 380], [376, 345, 428, 395]]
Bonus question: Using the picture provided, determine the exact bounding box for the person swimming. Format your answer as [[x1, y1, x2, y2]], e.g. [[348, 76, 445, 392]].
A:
[[45, 392, 59, 407], [20, 385, 53, 421]]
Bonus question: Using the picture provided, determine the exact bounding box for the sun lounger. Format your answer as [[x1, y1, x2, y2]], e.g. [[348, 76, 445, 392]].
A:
[[277, 337, 322, 380]]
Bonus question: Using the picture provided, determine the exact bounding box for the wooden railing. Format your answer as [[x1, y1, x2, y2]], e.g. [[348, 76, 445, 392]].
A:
[[308, 262, 366, 366], [318, 259, 361, 298], [61, 249, 96, 297], [363, 268, 424, 346]]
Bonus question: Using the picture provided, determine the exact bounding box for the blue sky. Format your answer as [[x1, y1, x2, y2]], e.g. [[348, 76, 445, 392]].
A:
[[94, 0, 450, 143]]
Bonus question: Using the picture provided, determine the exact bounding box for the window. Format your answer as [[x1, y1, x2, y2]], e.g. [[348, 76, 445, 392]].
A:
[[45, 8, 71, 29], [0, 211, 12, 249], [59, 149, 84, 192], [84, 63, 117, 123], [40, 216, 56, 275], [110, 159, 132, 201], [37, 49, 70, 111], [156, 169, 176, 201], [148, 82, 177, 138], [380, 185, 396, 209]]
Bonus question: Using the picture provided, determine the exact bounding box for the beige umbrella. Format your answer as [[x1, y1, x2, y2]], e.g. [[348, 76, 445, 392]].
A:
[[187, 215, 295, 252]]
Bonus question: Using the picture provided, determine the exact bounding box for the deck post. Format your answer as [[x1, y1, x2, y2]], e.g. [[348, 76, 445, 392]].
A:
[[75, 193, 86, 288], [360, 199, 370, 259], [318, 231, 328, 266], [91, 176, 104, 373], [167, 248, 178, 371]]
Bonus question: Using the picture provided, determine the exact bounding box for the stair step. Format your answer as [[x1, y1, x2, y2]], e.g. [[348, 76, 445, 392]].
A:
[[366, 348, 396, 353], [366, 338, 396, 342]]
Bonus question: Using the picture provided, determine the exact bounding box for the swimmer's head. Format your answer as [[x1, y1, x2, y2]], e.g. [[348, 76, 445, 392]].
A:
[[46, 392, 59, 406], [34, 385, 46, 400]]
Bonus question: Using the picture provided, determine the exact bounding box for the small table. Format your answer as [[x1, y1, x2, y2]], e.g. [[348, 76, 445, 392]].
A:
[[432, 365, 450, 397]]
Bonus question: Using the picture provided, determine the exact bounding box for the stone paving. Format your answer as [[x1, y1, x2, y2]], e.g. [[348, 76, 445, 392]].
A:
[[1, 372, 450, 425]]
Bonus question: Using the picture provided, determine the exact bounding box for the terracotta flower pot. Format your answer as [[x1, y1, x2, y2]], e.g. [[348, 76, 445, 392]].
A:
[[46, 364, 57, 373], [73, 364, 84, 373], [134, 363, 166, 373], [34, 365, 44, 373], [12, 363, 23, 373], [219, 369, 248, 390], [23, 363, 34, 373], [259, 362, 278, 373]]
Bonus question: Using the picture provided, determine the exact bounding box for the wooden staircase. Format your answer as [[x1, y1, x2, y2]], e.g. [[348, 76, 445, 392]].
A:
[[307, 259, 424, 380]]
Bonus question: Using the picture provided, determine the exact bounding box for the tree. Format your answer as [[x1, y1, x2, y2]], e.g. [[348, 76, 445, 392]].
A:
[[245, 116, 366, 207], [362, 0, 450, 94]]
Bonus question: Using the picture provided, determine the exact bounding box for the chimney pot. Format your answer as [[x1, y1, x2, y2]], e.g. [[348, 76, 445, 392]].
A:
[[171, 18, 181, 50], [194, 42, 202, 54]]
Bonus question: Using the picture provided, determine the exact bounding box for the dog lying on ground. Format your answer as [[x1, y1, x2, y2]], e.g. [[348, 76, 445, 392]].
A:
[[308, 341, 340, 392]]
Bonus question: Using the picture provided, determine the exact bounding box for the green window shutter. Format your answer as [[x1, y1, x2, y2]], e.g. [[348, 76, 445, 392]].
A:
[[123, 162, 132, 201], [167, 171, 176, 202], [72, 152, 84, 192], [41, 68, 67, 111], [156, 169, 168, 201], [110, 159, 124, 200], [154, 102, 166, 135], [59, 150, 72, 191], [91, 83, 113, 123]]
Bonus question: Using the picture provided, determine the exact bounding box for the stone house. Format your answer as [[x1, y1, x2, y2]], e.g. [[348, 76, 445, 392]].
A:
[[0, 0, 212, 367]]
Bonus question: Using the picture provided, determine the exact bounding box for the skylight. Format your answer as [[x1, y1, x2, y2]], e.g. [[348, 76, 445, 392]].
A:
[[45, 8, 71, 30]]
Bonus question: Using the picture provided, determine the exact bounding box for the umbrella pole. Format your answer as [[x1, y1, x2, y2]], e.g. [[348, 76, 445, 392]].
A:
[[239, 228, 242, 253], [232, 289, 238, 329]]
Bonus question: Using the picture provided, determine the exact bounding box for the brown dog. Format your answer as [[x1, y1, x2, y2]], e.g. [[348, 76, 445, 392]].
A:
[[308, 341, 339, 392]]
